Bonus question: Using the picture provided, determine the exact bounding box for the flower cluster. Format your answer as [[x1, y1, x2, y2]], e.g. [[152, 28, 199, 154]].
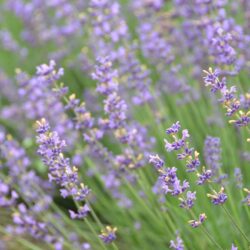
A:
[[0, 29, 27, 58], [66, 94, 94, 131], [0, 0, 250, 249], [203, 68, 250, 132], [179, 191, 196, 209], [99, 226, 117, 244], [165, 121, 200, 172], [158, 167, 190, 196], [231, 244, 238, 250], [0, 180, 18, 207], [234, 168, 243, 189], [0, 175, 62, 249], [0, 131, 52, 211], [207, 187, 228, 205], [91, 57, 153, 172], [170, 233, 184, 250], [92, 57, 127, 132], [196, 167, 212, 185], [36, 118, 90, 204], [69, 204, 90, 220], [243, 188, 250, 206], [149, 154, 196, 210], [203, 136, 228, 184], [188, 213, 207, 228], [10, 203, 63, 249], [206, 22, 237, 65]]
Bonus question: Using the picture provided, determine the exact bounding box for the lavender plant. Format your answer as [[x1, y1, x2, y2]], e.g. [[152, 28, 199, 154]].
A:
[[0, 1, 250, 250]]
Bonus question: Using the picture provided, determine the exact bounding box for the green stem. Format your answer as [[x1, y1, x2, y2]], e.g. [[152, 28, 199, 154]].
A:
[[222, 205, 250, 243], [84, 218, 108, 250], [200, 226, 223, 250], [112, 242, 119, 250], [189, 210, 223, 250], [86, 200, 104, 229]]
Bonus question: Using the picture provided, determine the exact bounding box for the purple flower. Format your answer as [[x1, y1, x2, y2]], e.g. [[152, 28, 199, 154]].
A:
[[207, 24, 237, 65], [203, 67, 249, 138], [165, 139, 185, 152], [92, 57, 128, 132], [36, 120, 51, 134], [69, 204, 90, 220], [104, 92, 127, 129], [240, 93, 250, 110], [225, 100, 241, 116], [164, 130, 189, 152], [9, 203, 63, 248], [243, 188, 250, 206], [36, 118, 90, 202], [197, 168, 212, 185], [179, 191, 196, 209], [234, 168, 243, 188], [14, 60, 77, 148], [82, 242, 91, 249], [231, 244, 238, 250], [92, 58, 118, 95], [0, 180, 18, 207], [0, 130, 52, 211], [170, 233, 184, 250], [203, 68, 225, 93], [149, 154, 164, 170], [36, 60, 63, 78], [99, 226, 117, 244], [164, 122, 200, 175], [204, 136, 226, 182], [229, 111, 250, 127], [0, 29, 27, 58], [177, 147, 193, 160], [166, 121, 181, 134], [207, 187, 227, 205], [186, 157, 200, 173], [164, 123, 199, 172], [189, 213, 207, 228], [219, 86, 237, 103], [158, 167, 189, 196]]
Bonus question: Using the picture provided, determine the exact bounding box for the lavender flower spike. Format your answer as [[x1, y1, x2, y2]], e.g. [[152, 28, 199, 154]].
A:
[[149, 154, 164, 170], [69, 204, 90, 220], [99, 226, 117, 244], [179, 191, 196, 209], [170, 233, 184, 250], [234, 168, 243, 189], [166, 121, 181, 134], [164, 129, 189, 152], [243, 188, 250, 206], [165, 121, 200, 172], [203, 68, 225, 93], [197, 167, 212, 185], [157, 167, 189, 196], [231, 244, 238, 250], [36, 118, 90, 202], [188, 213, 207, 228], [207, 187, 227, 205]]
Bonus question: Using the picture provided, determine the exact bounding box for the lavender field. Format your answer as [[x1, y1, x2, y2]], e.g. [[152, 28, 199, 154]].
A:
[[0, 0, 249, 249]]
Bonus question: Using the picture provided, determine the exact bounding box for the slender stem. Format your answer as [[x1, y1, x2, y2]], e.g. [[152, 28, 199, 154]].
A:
[[112, 242, 119, 250], [86, 200, 104, 229], [189, 210, 223, 249], [222, 205, 250, 243], [137, 169, 176, 235], [72, 200, 107, 249], [200, 226, 223, 250], [84, 218, 108, 250]]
